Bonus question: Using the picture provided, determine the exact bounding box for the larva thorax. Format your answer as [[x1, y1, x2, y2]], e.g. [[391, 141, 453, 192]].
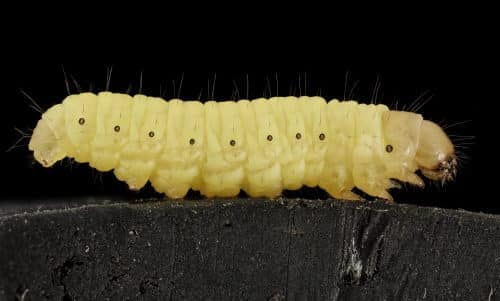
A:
[[28, 91, 456, 201]]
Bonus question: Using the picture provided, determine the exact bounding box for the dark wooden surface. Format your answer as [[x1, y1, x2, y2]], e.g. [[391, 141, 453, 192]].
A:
[[1, 198, 499, 301]]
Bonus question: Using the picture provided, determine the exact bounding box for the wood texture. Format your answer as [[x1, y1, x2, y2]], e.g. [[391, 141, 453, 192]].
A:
[[1, 199, 499, 300]]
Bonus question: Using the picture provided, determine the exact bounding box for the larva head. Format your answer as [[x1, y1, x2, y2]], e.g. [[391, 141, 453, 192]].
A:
[[415, 120, 457, 183], [383, 111, 457, 184], [28, 104, 67, 167]]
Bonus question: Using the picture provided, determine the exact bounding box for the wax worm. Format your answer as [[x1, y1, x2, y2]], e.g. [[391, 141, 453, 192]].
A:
[[28, 92, 457, 201]]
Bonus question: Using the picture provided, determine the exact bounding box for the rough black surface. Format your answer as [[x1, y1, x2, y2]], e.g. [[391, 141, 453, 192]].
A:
[[0, 198, 499, 301]]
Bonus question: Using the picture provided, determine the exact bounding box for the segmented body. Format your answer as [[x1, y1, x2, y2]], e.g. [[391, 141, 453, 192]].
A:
[[31, 91, 427, 200]]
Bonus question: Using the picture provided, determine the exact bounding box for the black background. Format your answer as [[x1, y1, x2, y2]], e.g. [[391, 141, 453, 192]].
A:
[[0, 55, 486, 212]]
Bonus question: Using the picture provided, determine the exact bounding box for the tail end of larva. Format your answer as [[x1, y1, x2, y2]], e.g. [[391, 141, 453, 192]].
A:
[[29, 118, 66, 167]]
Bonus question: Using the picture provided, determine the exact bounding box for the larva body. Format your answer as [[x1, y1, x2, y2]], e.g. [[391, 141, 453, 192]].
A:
[[29, 92, 457, 201]]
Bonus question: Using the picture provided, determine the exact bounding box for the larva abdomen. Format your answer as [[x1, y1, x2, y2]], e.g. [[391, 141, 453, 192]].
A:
[[29, 91, 458, 201]]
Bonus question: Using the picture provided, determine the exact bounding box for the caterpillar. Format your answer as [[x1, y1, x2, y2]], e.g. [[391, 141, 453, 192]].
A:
[[27, 91, 457, 201]]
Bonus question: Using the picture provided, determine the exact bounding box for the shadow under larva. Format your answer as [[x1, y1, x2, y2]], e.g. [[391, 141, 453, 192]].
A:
[[27, 91, 457, 202]]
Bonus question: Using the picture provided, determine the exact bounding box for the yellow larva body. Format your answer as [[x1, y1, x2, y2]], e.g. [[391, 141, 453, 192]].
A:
[[29, 92, 457, 201]]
